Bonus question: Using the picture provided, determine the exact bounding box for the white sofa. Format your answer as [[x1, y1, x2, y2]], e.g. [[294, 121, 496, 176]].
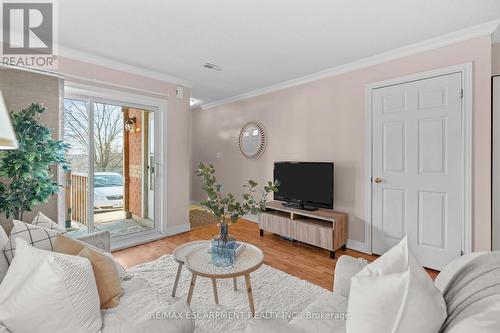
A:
[[0, 227, 194, 333], [246, 253, 500, 333]]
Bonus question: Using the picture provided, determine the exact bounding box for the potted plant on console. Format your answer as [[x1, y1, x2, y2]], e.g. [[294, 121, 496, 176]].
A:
[[196, 163, 278, 266]]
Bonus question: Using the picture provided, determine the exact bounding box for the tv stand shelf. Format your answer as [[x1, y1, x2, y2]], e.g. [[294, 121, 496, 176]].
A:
[[259, 201, 348, 258]]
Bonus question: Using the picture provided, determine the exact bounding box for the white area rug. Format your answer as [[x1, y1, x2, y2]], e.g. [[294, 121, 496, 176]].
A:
[[127, 255, 330, 332]]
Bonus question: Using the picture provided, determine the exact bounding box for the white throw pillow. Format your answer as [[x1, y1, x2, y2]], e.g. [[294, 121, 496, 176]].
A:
[[0, 227, 9, 283], [3, 220, 64, 264], [32, 211, 66, 232], [346, 237, 447, 333], [0, 238, 102, 333]]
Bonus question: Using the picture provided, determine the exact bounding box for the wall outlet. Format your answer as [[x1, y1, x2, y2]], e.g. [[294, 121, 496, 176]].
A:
[[216, 152, 222, 159]]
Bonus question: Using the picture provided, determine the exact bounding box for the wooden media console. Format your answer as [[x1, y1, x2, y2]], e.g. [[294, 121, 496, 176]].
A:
[[259, 201, 348, 258]]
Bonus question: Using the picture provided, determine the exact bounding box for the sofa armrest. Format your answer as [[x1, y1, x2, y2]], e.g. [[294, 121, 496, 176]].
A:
[[76, 231, 111, 252], [333, 255, 369, 297]]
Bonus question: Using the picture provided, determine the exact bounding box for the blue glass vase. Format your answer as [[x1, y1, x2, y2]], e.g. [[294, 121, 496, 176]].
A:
[[211, 222, 236, 267]]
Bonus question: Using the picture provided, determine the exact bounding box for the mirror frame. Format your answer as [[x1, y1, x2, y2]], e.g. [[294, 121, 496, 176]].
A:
[[238, 121, 267, 159]]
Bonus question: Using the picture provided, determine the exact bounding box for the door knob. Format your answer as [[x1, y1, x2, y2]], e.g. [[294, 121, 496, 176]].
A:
[[374, 177, 382, 184]]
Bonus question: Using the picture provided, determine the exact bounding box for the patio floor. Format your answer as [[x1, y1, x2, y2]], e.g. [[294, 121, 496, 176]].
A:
[[66, 210, 153, 238]]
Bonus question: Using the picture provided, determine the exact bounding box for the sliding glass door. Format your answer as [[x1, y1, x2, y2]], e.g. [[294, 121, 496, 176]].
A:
[[63, 95, 158, 241]]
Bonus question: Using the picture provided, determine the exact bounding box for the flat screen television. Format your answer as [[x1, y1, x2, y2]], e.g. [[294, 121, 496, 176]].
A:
[[273, 162, 334, 210]]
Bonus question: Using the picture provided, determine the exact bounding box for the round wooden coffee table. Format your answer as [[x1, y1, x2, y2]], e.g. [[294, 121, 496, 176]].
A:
[[184, 242, 264, 316], [171, 240, 210, 297]]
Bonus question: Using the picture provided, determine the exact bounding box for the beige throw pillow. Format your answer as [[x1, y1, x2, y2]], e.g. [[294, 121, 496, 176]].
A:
[[53, 234, 126, 278], [54, 234, 93, 255], [78, 246, 123, 309]]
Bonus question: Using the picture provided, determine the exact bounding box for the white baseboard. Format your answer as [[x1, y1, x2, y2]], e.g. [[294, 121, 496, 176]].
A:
[[166, 223, 191, 236], [111, 232, 167, 251], [347, 239, 371, 254]]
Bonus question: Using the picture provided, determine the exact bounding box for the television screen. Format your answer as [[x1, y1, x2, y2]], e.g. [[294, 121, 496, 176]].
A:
[[273, 162, 334, 209]]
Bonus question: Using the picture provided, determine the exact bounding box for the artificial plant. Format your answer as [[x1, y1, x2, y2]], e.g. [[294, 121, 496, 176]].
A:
[[0, 103, 69, 220], [196, 162, 279, 238]]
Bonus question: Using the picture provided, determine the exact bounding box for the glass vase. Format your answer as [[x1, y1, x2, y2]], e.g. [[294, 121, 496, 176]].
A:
[[211, 221, 236, 267]]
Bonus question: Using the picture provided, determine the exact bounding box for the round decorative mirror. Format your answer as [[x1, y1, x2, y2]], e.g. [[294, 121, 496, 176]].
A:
[[238, 122, 267, 159]]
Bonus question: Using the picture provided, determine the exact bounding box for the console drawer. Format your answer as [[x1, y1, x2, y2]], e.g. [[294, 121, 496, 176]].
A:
[[296, 220, 333, 250], [260, 212, 296, 239]]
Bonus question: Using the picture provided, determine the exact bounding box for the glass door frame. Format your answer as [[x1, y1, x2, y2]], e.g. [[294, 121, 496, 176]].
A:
[[64, 83, 164, 246]]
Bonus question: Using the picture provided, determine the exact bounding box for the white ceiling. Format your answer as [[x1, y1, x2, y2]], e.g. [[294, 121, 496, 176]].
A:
[[59, 0, 500, 106]]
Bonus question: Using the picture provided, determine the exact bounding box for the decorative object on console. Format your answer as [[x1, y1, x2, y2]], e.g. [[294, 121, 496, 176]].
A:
[[0, 103, 69, 221], [196, 163, 278, 266], [238, 121, 267, 159], [0, 91, 17, 150]]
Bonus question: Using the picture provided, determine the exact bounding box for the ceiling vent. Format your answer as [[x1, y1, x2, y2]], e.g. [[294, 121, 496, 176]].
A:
[[202, 63, 222, 71]]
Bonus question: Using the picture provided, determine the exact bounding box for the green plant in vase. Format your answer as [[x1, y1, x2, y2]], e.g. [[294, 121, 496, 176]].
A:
[[196, 163, 278, 266]]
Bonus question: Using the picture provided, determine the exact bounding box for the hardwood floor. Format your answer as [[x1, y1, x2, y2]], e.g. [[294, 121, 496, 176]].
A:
[[112, 219, 438, 291]]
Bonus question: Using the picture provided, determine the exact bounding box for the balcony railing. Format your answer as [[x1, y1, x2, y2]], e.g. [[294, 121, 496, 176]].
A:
[[68, 172, 89, 226]]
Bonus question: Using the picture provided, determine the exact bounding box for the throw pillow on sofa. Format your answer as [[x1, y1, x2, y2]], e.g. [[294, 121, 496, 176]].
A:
[[31, 211, 66, 232], [0, 238, 102, 333], [54, 234, 127, 278], [346, 237, 447, 333], [3, 220, 64, 264], [79, 246, 123, 309]]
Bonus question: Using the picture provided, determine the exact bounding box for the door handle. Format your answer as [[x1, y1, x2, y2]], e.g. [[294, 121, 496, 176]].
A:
[[374, 177, 382, 184], [149, 156, 155, 190]]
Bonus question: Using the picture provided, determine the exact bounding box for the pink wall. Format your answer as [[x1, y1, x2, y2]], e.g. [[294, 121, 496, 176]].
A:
[[492, 43, 500, 75], [57, 57, 191, 232], [192, 36, 492, 251]]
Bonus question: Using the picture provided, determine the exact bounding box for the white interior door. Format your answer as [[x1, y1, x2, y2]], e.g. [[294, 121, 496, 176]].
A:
[[371, 72, 463, 270]]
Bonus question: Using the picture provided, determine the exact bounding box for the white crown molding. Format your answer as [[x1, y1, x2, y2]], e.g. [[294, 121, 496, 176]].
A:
[[201, 19, 500, 110], [59, 46, 193, 88], [493, 22, 500, 44]]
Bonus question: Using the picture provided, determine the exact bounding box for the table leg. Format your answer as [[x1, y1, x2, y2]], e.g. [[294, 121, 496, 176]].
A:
[[233, 277, 238, 291], [187, 273, 197, 305], [171, 262, 183, 297], [244, 273, 255, 317], [211, 278, 219, 304]]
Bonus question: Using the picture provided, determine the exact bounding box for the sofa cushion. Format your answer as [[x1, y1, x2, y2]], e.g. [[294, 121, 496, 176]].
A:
[[0, 238, 102, 333], [0, 227, 9, 283], [101, 277, 194, 333], [347, 237, 446, 333], [434, 252, 487, 293], [3, 220, 64, 264], [246, 294, 348, 333], [443, 294, 500, 333], [291, 293, 348, 332]]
